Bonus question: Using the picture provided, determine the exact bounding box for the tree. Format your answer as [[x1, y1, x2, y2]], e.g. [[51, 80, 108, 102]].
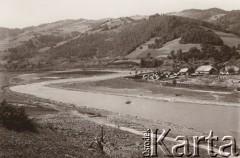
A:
[[232, 46, 236, 52], [176, 49, 183, 61], [172, 79, 177, 86], [146, 53, 152, 59], [0, 100, 37, 132], [170, 50, 176, 59], [228, 68, 235, 74], [188, 67, 195, 74], [140, 58, 145, 68]]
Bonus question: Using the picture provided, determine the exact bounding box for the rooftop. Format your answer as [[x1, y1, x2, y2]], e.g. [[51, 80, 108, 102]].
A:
[[179, 68, 188, 73], [195, 65, 215, 72]]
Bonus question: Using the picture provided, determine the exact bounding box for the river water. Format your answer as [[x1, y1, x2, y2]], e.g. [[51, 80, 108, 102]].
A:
[[9, 72, 240, 142]]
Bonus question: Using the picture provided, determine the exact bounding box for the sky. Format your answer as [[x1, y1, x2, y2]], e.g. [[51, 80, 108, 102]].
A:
[[1, 0, 240, 28]]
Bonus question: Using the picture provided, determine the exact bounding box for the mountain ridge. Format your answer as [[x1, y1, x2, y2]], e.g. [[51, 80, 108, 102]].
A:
[[1, 8, 240, 70]]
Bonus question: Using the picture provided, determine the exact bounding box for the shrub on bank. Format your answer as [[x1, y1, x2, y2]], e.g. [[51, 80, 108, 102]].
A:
[[0, 100, 37, 132]]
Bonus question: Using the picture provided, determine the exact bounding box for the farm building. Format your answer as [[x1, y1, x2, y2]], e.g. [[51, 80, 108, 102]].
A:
[[178, 68, 189, 75], [220, 66, 240, 75], [195, 65, 217, 74]]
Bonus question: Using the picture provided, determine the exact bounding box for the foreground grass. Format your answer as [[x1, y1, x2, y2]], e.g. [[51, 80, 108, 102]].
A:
[[0, 100, 143, 158], [0, 100, 108, 158], [0, 126, 107, 158]]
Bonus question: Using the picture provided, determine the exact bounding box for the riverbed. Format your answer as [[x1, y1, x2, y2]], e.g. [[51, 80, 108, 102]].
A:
[[7, 71, 240, 142]]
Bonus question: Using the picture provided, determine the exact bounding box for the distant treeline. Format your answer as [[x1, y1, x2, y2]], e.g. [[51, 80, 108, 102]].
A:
[[168, 44, 240, 63], [140, 58, 163, 68], [179, 27, 223, 45]]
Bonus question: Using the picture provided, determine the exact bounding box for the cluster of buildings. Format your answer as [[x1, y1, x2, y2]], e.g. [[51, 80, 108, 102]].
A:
[[140, 65, 240, 81], [178, 65, 239, 75]]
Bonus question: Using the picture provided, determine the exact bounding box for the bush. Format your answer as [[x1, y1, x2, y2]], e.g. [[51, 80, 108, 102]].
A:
[[0, 100, 37, 132], [228, 68, 235, 74]]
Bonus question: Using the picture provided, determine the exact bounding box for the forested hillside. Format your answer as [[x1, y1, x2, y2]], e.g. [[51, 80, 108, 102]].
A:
[[2, 13, 240, 70], [217, 10, 240, 33], [179, 27, 223, 45], [47, 15, 225, 59]]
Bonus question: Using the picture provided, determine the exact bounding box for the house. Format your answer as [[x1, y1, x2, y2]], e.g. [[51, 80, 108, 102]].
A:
[[220, 66, 240, 75], [178, 68, 189, 75], [195, 65, 217, 75]]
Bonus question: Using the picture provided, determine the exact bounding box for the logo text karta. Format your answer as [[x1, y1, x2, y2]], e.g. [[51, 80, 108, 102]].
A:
[[143, 129, 239, 157]]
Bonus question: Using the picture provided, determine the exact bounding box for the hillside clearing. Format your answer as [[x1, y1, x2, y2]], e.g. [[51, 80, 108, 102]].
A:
[[215, 30, 240, 47], [126, 38, 201, 59]]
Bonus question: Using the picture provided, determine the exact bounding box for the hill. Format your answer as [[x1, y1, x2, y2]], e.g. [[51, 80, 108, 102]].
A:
[[0, 17, 137, 53], [0, 19, 96, 52], [169, 8, 240, 35], [169, 8, 227, 22], [0, 27, 24, 41], [1, 12, 240, 70], [216, 10, 240, 33]]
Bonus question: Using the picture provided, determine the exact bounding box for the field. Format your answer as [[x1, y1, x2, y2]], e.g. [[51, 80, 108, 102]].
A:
[[215, 30, 240, 47]]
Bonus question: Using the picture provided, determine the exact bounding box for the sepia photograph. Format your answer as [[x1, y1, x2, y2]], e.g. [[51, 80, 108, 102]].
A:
[[0, 0, 240, 157]]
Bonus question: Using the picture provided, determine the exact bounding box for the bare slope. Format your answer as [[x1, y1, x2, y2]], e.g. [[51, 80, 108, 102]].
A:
[[215, 30, 240, 47]]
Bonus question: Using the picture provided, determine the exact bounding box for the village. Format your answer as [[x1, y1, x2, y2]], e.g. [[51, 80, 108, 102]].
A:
[[133, 64, 240, 91]]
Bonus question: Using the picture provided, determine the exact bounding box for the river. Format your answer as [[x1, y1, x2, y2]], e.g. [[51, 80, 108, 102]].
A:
[[9, 71, 240, 142]]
